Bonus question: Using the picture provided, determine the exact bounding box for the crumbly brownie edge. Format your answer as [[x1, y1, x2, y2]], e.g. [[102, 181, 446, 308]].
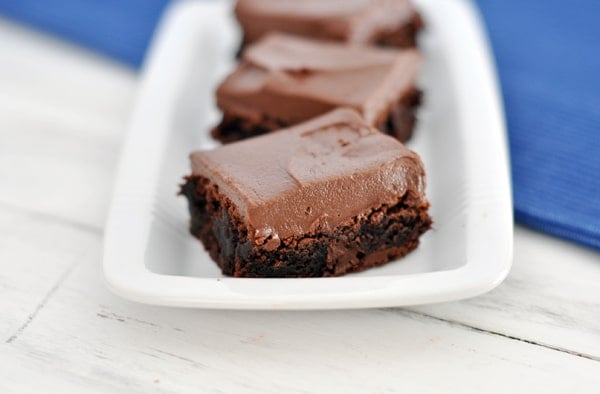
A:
[[376, 88, 422, 142], [211, 88, 422, 144], [180, 175, 432, 278], [375, 11, 424, 48], [210, 113, 287, 144]]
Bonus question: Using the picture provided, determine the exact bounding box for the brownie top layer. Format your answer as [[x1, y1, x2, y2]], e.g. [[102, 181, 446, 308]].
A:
[[217, 33, 421, 128], [235, 0, 416, 44], [190, 108, 426, 243]]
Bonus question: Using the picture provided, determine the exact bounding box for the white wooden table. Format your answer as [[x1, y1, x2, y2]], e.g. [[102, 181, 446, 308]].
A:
[[1, 19, 599, 393]]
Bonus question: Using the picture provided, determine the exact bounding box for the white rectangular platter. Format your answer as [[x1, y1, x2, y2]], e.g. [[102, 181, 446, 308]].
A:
[[103, 0, 513, 309]]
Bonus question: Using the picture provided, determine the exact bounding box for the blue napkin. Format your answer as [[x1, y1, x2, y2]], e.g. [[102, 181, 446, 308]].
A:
[[476, 0, 600, 250], [1, 0, 599, 250]]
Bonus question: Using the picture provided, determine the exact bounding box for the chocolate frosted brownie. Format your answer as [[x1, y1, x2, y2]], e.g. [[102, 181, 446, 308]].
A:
[[182, 109, 431, 278], [235, 0, 423, 49], [212, 33, 422, 143]]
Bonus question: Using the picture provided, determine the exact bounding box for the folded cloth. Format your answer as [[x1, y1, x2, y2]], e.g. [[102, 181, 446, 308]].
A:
[[1, 0, 598, 250], [476, 0, 600, 250]]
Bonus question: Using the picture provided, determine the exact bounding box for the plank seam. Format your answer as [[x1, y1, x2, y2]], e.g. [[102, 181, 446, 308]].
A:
[[5, 260, 81, 344], [395, 308, 600, 362]]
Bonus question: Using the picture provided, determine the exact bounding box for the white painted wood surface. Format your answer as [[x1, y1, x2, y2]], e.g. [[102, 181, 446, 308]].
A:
[[0, 18, 599, 394]]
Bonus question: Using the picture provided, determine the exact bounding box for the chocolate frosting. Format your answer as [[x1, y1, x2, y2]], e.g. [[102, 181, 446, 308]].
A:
[[191, 109, 426, 244], [235, 0, 416, 44], [217, 33, 421, 128]]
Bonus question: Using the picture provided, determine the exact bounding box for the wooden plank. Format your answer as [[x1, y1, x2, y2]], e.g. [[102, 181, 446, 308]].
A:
[[0, 104, 120, 228], [0, 20, 135, 228], [0, 348, 131, 394], [0, 207, 99, 341], [412, 226, 600, 359], [0, 17, 134, 345], [2, 248, 599, 393], [0, 19, 135, 132]]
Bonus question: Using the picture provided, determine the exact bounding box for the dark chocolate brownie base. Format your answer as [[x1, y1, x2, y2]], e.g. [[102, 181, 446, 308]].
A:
[[210, 112, 287, 144], [375, 12, 424, 48], [211, 89, 422, 144], [181, 175, 431, 278], [375, 88, 422, 142]]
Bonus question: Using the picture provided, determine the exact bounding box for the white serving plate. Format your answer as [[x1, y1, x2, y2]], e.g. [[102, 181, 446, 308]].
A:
[[103, 0, 513, 309]]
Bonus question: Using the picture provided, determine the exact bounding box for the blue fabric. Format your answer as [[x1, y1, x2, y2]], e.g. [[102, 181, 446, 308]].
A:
[[1, 0, 599, 250], [0, 0, 170, 67], [475, 0, 600, 250]]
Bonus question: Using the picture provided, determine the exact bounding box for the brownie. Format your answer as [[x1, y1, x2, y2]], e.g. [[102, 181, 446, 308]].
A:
[[235, 0, 423, 49], [182, 109, 431, 278], [212, 33, 422, 143]]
